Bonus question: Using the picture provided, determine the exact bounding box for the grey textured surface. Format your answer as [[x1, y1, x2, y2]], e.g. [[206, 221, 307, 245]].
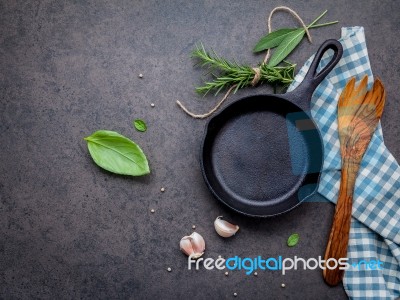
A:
[[1, 0, 399, 299]]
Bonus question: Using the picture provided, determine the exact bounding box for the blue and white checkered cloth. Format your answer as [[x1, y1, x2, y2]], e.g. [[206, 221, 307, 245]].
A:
[[288, 27, 400, 299]]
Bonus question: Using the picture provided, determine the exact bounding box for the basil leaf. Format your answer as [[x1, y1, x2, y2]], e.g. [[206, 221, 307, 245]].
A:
[[267, 29, 305, 67], [134, 119, 147, 132], [287, 233, 300, 247], [253, 28, 298, 53], [84, 130, 150, 176]]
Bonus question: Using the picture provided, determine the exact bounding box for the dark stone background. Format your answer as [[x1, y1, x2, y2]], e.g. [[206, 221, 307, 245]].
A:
[[1, 0, 399, 299]]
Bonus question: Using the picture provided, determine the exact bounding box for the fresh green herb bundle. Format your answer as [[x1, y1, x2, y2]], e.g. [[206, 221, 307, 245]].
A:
[[253, 10, 338, 66], [192, 44, 296, 96], [193, 10, 337, 96]]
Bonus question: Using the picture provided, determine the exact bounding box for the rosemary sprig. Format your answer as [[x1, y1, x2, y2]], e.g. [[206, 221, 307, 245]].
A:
[[192, 44, 296, 96]]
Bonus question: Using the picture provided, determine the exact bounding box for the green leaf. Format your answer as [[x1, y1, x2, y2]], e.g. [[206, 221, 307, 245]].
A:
[[84, 130, 150, 176], [267, 29, 305, 67], [287, 233, 300, 247], [133, 119, 147, 132], [253, 28, 298, 52]]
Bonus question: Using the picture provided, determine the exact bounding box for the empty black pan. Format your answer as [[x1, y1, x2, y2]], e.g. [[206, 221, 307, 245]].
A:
[[201, 39, 343, 217]]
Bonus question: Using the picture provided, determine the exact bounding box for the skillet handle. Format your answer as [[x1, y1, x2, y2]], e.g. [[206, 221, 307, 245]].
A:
[[303, 39, 343, 89], [288, 39, 343, 110]]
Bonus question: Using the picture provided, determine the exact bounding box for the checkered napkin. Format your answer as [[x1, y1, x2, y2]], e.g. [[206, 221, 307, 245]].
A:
[[287, 27, 400, 299]]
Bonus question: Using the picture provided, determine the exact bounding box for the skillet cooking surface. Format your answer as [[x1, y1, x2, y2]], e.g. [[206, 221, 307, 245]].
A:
[[201, 95, 323, 217]]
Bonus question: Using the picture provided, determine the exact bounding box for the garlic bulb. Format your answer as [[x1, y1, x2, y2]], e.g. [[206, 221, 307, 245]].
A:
[[214, 216, 239, 237], [180, 232, 205, 259]]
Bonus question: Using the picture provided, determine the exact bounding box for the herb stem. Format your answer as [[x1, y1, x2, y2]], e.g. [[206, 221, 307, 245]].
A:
[[308, 9, 328, 28], [308, 21, 339, 29]]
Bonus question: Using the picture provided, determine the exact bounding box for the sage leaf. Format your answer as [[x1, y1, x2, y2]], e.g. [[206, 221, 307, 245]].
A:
[[134, 119, 147, 132], [253, 28, 298, 53], [267, 28, 305, 67], [84, 130, 150, 176], [287, 233, 300, 247]]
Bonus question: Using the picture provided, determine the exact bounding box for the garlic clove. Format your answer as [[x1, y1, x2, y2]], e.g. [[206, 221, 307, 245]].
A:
[[190, 232, 205, 254], [180, 232, 205, 259], [180, 237, 195, 256], [214, 216, 239, 238]]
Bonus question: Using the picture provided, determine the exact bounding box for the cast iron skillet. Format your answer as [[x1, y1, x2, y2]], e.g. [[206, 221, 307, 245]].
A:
[[201, 39, 343, 217]]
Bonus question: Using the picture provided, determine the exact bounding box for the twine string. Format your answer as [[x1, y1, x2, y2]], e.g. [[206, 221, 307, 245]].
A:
[[176, 85, 237, 119], [251, 67, 261, 86]]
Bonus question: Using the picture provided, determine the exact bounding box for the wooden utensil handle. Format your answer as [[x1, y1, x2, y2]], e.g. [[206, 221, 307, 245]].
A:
[[323, 161, 357, 286]]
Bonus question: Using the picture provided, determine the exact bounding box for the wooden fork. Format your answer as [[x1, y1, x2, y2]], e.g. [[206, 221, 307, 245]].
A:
[[323, 75, 386, 286]]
